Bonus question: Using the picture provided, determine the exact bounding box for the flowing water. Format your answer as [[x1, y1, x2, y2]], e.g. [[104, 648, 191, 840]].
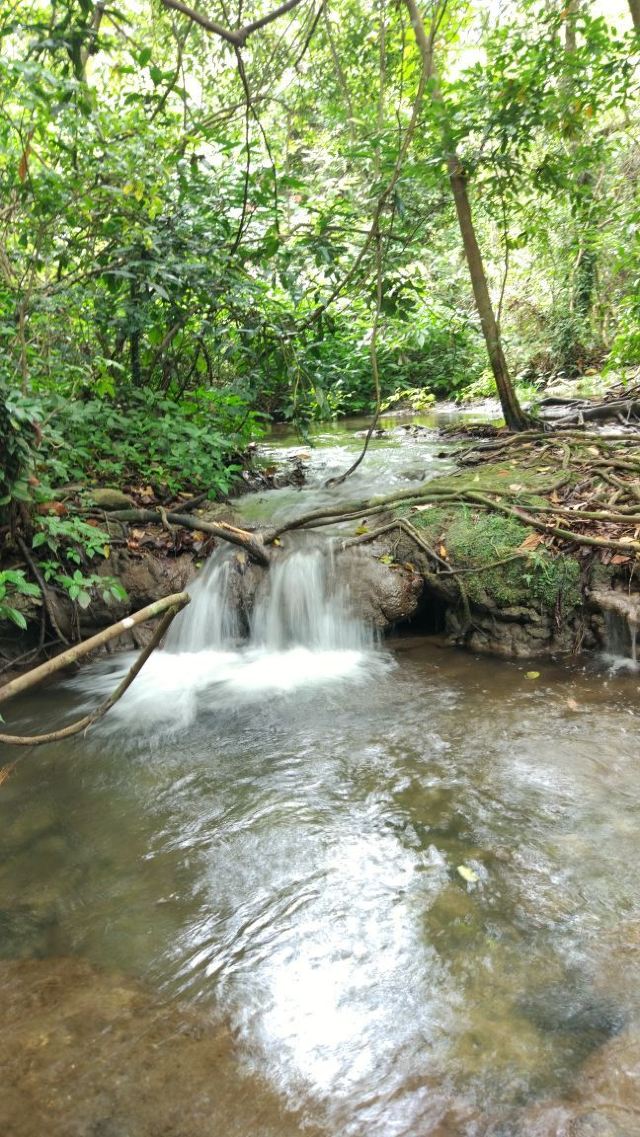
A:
[[1, 418, 640, 1137]]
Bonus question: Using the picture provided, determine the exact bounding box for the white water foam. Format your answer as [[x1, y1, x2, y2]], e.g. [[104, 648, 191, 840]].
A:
[[74, 546, 392, 728]]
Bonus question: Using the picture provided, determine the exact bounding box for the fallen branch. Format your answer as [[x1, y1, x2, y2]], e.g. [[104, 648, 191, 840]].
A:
[[0, 592, 190, 706], [104, 508, 270, 565], [0, 601, 186, 747], [17, 535, 71, 645]]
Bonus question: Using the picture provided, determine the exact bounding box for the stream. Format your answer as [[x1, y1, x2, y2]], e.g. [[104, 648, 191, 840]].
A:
[[1, 414, 640, 1137]]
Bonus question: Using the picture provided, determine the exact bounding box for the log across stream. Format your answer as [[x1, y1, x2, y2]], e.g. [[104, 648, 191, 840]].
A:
[[1, 415, 640, 1137]]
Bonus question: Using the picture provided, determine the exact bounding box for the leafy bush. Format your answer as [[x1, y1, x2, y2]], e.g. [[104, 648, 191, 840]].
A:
[[12, 388, 263, 497], [0, 570, 40, 630]]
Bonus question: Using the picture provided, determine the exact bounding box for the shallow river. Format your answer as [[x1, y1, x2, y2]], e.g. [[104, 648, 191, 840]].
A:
[[1, 417, 639, 1137]]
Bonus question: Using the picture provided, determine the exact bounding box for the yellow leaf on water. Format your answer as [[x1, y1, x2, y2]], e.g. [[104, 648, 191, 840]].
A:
[[525, 671, 540, 680], [354, 525, 368, 536], [457, 865, 479, 884]]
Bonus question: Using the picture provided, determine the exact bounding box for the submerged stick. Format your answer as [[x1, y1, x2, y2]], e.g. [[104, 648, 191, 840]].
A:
[[0, 592, 190, 706]]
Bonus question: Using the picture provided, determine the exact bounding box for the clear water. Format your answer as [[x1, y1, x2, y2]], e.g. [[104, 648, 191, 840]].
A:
[[235, 412, 459, 526], [1, 418, 640, 1136]]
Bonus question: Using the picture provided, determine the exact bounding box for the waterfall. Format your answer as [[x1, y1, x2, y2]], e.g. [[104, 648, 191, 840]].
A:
[[166, 545, 372, 655], [78, 545, 388, 729], [251, 548, 372, 651], [591, 589, 640, 671], [165, 553, 244, 653]]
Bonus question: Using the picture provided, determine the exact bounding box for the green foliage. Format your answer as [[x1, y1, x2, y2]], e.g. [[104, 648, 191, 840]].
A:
[[0, 570, 40, 630], [381, 387, 436, 412], [12, 388, 262, 497], [0, 388, 34, 509]]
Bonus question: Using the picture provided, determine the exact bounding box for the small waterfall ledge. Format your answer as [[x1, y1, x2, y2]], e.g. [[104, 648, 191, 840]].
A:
[[589, 589, 640, 668]]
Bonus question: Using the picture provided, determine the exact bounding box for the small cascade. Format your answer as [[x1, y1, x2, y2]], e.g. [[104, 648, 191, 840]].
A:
[[165, 552, 244, 653], [251, 548, 372, 651], [591, 589, 640, 670], [166, 544, 372, 655], [81, 544, 389, 727]]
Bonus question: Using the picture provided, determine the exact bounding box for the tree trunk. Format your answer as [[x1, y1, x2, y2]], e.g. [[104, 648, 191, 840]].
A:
[[446, 157, 529, 430], [404, 0, 529, 430], [628, 0, 640, 32]]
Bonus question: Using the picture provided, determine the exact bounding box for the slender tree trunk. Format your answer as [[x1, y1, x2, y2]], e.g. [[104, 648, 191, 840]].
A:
[[628, 0, 640, 33], [404, 0, 529, 430], [446, 157, 529, 429]]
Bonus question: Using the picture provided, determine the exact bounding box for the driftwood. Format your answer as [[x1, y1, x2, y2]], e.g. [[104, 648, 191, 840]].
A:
[[0, 592, 190, 707]]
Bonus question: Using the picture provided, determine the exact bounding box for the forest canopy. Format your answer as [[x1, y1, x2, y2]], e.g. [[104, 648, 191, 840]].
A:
[[0, 0, 639, 496]]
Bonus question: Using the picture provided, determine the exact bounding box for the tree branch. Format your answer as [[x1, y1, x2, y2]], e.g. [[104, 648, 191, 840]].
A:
[[0, 602, 186, 747], [0, 592, 190, 706], [160, 0, 307, 47]]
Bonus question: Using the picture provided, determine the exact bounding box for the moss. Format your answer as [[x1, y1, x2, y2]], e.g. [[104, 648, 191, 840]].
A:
[[397, 503, 582, 615]]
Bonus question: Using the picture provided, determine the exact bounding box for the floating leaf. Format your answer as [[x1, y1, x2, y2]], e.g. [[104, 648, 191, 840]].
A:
[[525, 670, 540, 679], [457, 865, 479, 884]]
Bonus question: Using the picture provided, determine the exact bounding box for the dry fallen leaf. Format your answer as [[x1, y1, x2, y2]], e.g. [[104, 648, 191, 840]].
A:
[[457, 865, 480, 884], [566, 697, 580, 712], [518, 532, 544, 551]]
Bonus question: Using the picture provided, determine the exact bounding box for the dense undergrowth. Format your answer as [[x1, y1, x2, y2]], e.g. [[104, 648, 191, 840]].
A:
[[1, 0, 639, 643]]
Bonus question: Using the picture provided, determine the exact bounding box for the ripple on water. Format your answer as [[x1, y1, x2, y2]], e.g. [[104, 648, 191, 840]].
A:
[[1, 644, 639, 1135]]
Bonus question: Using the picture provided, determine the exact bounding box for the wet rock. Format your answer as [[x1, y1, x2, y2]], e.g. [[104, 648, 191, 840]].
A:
[[338, 548, 424, 629], [84, 551, 196, 633]]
